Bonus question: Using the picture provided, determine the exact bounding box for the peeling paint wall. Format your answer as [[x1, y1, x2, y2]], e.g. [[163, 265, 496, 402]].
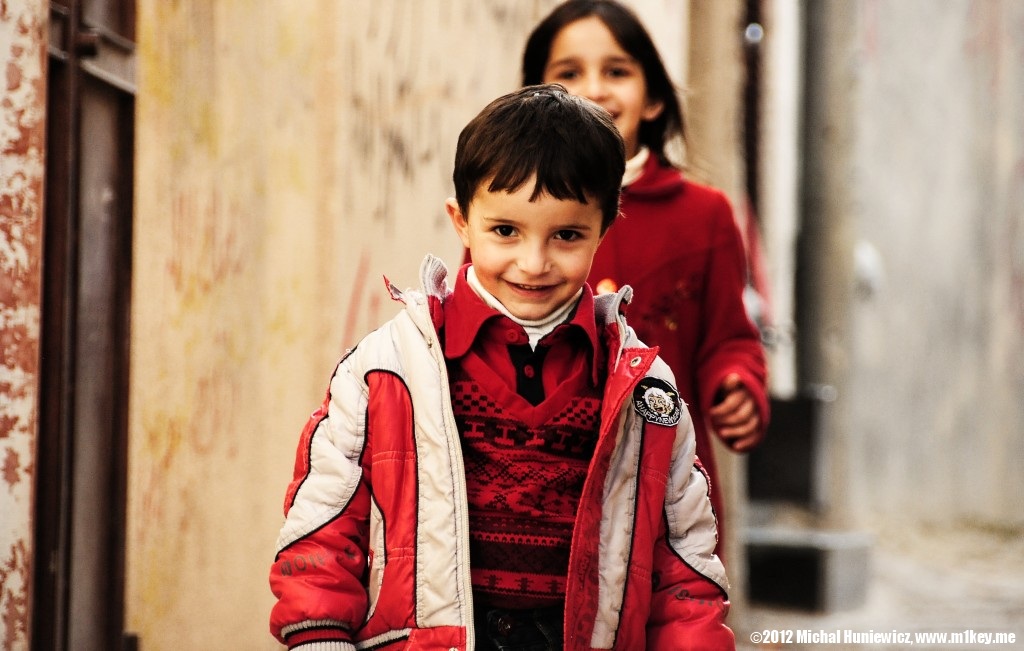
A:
[[0, 1, 47, 650]]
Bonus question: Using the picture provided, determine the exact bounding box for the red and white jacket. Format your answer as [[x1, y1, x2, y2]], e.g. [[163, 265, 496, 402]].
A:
[[269, 256, 735, 650]]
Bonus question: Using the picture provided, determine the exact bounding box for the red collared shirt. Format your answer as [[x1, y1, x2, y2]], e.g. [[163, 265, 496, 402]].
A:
[[442, 266, 606, 607], [442, 265, 604, 397]]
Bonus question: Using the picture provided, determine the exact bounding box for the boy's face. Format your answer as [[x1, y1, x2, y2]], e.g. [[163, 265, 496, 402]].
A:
[[447, 177, 604, 321]]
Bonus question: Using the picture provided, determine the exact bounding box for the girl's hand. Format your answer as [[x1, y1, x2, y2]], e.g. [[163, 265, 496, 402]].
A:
[[708, 373, 763, 452]]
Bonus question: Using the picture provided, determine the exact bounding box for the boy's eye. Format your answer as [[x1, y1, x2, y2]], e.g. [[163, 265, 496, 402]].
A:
[[549, 68, 579, 81], [493, 225, 516, 237], [554, 230, 583, 242]]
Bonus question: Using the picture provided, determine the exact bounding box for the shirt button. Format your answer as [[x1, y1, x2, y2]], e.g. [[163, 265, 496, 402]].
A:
[[505, 330, 519, 342], [496, 614, 514, 635], [523, 365, 535, 378], [630, 356, 642, 367]]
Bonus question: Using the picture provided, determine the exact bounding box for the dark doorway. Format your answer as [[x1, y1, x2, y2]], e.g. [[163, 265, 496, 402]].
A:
[[35, 1, 136, 649]]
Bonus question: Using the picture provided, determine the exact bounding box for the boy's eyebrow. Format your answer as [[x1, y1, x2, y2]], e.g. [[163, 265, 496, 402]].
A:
[[478, 214, 598, 231], [477, 213, 515, 223], [553, 219, 598, 231]]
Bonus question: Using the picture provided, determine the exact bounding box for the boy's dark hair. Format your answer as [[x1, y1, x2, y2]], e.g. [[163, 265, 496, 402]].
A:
[[521, 0, 684, 167], [453, 83, 625, 233]]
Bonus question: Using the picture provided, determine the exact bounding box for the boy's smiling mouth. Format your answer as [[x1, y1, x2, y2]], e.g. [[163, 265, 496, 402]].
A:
[[506, 278, 560, 292]]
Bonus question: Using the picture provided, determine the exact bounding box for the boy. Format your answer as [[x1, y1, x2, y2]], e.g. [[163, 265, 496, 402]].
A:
[[269, 85, 734, 650]]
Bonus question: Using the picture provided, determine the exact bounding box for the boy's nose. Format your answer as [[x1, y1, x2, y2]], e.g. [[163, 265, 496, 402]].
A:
[[517, 245, 550, 276]]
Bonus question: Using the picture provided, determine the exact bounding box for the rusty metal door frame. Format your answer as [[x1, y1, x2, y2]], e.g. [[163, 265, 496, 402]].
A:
[[36, 1, 136, 649]]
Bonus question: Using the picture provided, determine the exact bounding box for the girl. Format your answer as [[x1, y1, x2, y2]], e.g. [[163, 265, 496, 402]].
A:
[[522, 0, 769, 553]]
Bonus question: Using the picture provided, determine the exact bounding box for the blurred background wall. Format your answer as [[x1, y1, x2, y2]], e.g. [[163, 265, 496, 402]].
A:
[[2, 1, 1022, 650], [842, 0, 1024, 528]]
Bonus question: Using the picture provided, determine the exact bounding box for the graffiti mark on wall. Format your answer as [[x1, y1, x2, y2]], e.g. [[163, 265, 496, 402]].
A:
[[965, 0, 1006, 94], [339, 247, 386, 352], [341, 250, 371, 350], [167, 189, 246, 309], [1010, 160, 1024, 331]]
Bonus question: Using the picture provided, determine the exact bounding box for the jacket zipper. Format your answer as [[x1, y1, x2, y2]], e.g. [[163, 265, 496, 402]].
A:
[[421, 306, 476, 650]]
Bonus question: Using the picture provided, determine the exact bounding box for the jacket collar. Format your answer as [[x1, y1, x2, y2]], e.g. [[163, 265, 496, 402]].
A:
[[442, 264, 602, 383], [387, 256, 623, 386]]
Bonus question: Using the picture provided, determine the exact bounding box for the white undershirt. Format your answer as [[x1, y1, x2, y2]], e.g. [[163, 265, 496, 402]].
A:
[[467, 266, 581, 350], [622, 146, 650, 187]]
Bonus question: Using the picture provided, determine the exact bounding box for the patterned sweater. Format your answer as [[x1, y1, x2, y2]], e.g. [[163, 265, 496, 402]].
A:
[[443, 267, 604, 608]]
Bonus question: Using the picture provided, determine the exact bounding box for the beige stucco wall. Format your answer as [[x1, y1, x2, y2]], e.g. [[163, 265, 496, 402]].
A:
[[0, 2, 47, 649], [128, 2, 715, 648]]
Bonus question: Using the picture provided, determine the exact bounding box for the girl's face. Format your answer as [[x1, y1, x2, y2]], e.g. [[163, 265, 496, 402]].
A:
[[542, 16, 663, 159]]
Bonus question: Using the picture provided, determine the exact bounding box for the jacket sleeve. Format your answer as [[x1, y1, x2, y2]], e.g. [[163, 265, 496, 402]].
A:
[[269, 357, 372, 649], [695, 192, 770, 436], [647, 417, 735, 649]]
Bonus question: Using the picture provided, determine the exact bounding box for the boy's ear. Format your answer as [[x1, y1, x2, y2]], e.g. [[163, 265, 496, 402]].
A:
[[446, 197, 471, 248], [642, 97, 664, 122]]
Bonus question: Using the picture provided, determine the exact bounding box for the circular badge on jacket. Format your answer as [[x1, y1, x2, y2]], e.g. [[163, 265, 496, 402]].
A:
[[633, 377, 682, 426]]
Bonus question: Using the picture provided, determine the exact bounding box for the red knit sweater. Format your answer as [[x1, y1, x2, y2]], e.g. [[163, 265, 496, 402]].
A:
[[443, 267, 604, 608]]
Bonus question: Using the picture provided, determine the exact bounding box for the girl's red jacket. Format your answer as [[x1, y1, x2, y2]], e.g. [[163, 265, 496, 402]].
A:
[[589, 155, 770, 548]]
